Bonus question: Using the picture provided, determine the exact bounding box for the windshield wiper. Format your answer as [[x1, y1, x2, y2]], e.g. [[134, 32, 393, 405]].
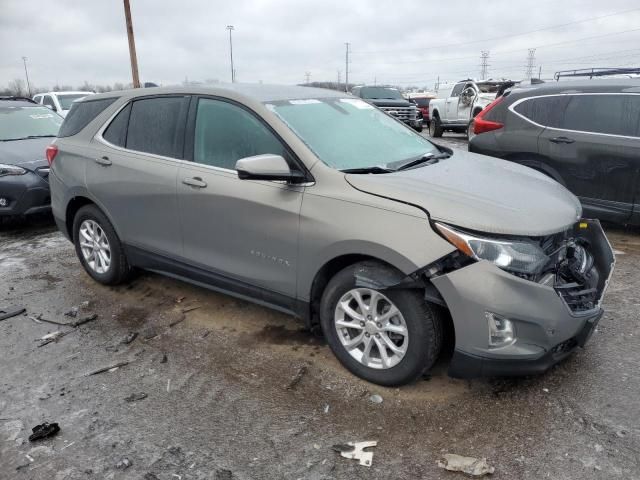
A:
[[1, 135, 56, 142], [341, 166, 393, 174], [392, 152, 451, 171]]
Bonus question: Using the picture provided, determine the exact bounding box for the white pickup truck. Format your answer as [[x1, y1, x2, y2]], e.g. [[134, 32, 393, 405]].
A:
[[428, 80, 509, 138]]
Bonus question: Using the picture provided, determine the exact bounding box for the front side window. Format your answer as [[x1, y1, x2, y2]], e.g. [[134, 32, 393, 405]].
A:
[[268, 97, 438, 170], [450, 83, 465, 97], [0, 105, 63, 141], [125, 96, 186, 158], [194, 98, 287, 170]]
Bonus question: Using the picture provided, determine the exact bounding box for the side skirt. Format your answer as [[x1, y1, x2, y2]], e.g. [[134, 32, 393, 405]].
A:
[[125, 245, 311, 325]]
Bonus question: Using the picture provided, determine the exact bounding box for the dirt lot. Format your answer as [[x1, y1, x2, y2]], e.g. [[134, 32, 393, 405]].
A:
[[1, 145, 639, 479]]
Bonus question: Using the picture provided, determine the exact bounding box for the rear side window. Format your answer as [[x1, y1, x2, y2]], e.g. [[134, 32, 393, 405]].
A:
[[58, 97, 117, 137], [103, 103, 131, 147], [125, 96, 187, 158], [513, 96, 569, 128], [562, 94, 632, 136]]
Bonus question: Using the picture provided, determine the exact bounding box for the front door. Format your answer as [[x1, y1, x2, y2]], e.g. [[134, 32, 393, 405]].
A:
[[178, 97, 304, 301], [445, 82, 465, 122], [538, 93, 640, 223]]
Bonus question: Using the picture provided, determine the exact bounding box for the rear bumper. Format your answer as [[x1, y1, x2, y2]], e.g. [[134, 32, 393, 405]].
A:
[[0, 172, 51, 216]]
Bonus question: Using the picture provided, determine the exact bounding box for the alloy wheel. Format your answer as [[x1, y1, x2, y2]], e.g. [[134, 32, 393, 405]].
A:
[[334, 288, 409, 369], [78, 219, 111, 274]]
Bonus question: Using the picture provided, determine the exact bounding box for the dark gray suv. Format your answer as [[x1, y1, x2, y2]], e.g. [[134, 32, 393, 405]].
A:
[[49, 84, 614, 385], [469, 79, 640, 226]]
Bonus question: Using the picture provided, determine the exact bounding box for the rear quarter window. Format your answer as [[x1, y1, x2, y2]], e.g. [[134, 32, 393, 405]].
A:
[[58, 97, 118, 137], [513, 95, 570, 128]]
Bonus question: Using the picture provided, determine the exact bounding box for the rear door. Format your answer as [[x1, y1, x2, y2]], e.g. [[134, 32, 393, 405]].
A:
[[538, 93, 640, 223], [88, 95, 190, 256], [177, 96, 304, 300]]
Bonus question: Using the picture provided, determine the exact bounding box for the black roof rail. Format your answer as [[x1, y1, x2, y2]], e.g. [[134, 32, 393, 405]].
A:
[[0, 96, 37, 103], [554, 67, 640, 80]]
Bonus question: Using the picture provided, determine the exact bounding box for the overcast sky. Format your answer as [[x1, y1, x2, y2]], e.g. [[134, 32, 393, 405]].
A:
[[2, 0, 640, 90]]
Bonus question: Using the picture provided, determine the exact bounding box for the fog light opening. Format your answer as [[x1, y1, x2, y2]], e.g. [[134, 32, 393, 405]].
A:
[[486, 312, 515, 348], [0, 197, 8, 207]]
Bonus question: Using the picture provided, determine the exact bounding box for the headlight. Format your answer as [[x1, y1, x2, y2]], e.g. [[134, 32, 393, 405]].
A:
[[435, 222, 549, 275], [0, 164, 27, 177]]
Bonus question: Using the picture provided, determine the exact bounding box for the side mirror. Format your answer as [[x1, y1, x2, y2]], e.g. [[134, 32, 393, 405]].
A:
[[236, 154, 306, 182]]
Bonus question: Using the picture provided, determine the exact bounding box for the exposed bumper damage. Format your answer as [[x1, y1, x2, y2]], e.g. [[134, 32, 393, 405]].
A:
[[427, 219, 614, 378]]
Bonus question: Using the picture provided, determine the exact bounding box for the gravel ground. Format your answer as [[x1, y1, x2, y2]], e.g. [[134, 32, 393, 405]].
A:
[[1, 155, 639, 479]]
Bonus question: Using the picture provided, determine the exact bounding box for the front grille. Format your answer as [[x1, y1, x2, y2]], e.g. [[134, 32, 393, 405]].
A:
[[379, 106, 417, 122], [556, 283, 598, 312]]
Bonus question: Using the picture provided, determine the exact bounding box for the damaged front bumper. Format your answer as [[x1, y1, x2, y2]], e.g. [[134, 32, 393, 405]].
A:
[[430, 219, 614, 378]]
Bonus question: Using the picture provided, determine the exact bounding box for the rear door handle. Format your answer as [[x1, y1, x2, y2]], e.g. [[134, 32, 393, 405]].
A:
[[549, 136, 575, 144], [95, 156, 112, 166], [182, 177, 207, 188]]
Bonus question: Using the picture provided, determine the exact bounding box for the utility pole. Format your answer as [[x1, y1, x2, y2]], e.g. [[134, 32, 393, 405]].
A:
[[344, 42, 350, 93], [226, 25, 235, 82], [525, 48, 536, 80], [538, 65, 542, 80], [480, 51, 490, 80], [305, 71, 311, 85], [123, 0, 141, 88], [337, 69, 341, 88], [21, 56, 31, 96]]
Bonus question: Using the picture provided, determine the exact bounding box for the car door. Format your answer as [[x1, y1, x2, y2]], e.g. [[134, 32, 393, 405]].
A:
[[445, 83, 464, 122], [457, 82, 476, 123], [88, 95, 190, 256], [177, 96, 304, 301], [538, 93, 640, 223]]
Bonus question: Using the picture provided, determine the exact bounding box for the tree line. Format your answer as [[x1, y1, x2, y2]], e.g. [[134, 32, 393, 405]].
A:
[[1, 78, 134, 97]]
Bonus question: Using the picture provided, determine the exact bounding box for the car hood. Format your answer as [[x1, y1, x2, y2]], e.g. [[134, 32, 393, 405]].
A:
[[345, 150, 582, 236], [366, 99, 412, 108], [0, 137, 51, 171]]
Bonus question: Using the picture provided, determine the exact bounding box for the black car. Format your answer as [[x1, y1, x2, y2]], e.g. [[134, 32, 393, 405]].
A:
[[469, 79, 640, 225], [0, 97, 63, 218], [352, 86, 423, 132]]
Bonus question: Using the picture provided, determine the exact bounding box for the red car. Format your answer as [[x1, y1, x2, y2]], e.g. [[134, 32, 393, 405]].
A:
[[409, 96, 434, 125]]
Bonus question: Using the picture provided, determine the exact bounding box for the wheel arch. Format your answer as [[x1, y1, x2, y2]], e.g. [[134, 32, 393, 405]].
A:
[[64, 195, 124, 243]]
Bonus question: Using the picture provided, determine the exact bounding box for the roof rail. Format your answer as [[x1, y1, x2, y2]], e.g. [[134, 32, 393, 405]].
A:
[[0, 96, 37, 103], [554, 67, 640, 80]]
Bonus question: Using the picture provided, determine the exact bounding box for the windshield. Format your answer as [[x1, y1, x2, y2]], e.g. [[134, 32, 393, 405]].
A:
[[0, 106, 62, 141], [58, 94, 89, 110], [359, 87, 403, 100], [266, 98, 439, 170]]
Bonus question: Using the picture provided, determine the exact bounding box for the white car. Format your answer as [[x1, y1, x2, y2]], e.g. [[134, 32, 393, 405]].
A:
[[33, 91, 94, 118]]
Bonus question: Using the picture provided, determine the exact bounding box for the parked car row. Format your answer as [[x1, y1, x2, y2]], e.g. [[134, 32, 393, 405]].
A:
[[33, 91, 94, 117]]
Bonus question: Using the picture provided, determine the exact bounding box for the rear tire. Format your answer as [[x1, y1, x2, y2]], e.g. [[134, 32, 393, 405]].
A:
[[429, 116, 443, 137], [320, 261, 443, 386], [72, 205, 131, 285]]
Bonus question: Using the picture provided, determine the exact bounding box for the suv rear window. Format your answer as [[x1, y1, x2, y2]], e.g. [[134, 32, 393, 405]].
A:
[[125, 96, 188, 158], [58, 97, 117, 137], [513, 96, 569, 128]]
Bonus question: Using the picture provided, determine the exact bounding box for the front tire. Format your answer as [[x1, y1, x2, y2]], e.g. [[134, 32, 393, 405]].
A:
[[72, 204, 131, 285], [320, 262, 443, 386]]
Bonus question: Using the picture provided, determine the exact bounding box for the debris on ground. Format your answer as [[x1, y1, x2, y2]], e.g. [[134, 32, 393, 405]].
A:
[[369, 394, 383, 404], [215, 469, 233, 480], [286, 365, 308, 390], [324, 404, 330, 414], [116, 458, 132, 469], [64, 307, 78, 318], [0, 307, 26, 321], [144, 474, 160, 480], [71, 313, 98, 327], [86, 361, 130, 376], [160, 353, 168, 364], [333, 441, 377, 467], [181, 305, 200, 313], [38, 330, 75, 347], [437, 454, 495, 476], [121, 332, 138, 345], [169, 313, 186, 327], [28, 422, 60, 442], [124, 392, 148, 403]]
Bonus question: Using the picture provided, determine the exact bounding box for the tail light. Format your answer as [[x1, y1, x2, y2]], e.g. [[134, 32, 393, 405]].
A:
[[45, 144, 58, 166], [473, 96, 504, 135]]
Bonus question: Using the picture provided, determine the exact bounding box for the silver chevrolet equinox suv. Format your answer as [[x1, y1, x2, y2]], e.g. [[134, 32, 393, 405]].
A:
[[48, 84, 615, 386]]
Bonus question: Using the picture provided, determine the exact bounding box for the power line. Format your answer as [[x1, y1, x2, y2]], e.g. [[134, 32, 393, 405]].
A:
[[352, 7, 640, 55]]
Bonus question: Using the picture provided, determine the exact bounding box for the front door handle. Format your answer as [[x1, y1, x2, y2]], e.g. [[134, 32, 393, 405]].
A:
[[182, 177, 207, 188], [95, 156, 112, 166], [549, 136, 575, 144]]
